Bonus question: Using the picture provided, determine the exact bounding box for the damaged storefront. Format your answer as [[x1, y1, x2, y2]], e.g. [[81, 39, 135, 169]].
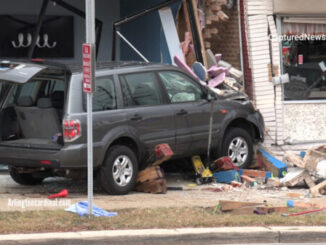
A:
[[238, 0, 326, 157], [274, 0, 326, 145]]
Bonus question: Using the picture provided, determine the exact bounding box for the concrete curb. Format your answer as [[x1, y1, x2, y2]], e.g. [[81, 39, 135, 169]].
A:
[[0, 226, 325, 244]]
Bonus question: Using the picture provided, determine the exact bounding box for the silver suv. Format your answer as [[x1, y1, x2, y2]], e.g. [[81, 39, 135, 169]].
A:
[[0, 60, 264, 195]]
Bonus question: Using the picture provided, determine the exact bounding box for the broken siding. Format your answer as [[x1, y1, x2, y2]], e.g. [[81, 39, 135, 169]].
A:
[[244, 0, 276, 146], [267, 15, 284, 145]]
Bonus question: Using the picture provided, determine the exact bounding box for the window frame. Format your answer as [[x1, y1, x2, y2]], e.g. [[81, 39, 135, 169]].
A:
[[157, 70, 207, 104], [82, 74, 117, 112], [118, 71, 167, 108], [277, 15, 326, 103]]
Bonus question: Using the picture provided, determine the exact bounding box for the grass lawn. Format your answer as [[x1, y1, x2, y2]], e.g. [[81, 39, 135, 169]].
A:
[[0, 207, 326, 234]]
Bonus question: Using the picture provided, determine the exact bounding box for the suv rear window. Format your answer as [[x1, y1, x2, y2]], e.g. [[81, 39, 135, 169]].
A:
[[119, 72, 163, 107]]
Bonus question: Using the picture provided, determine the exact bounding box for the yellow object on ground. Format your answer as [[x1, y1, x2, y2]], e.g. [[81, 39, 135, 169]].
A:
[[192, 155, 213, 178]]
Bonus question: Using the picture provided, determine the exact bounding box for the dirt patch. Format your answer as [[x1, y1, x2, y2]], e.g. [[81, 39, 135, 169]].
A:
[[0, 173, 325, 213]]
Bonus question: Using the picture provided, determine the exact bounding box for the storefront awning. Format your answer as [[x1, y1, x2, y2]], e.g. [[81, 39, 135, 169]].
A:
[[282, 18, 326, 35]]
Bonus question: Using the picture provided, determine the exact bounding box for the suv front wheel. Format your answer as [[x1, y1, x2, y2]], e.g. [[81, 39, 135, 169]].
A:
[[100, 145, 138, 195], [221, 128, 253, 169]]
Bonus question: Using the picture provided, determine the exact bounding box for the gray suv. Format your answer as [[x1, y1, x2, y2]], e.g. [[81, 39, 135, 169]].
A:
[[0, 60, 264, 195]]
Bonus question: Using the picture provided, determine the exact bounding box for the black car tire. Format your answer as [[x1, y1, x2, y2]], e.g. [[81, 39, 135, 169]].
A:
[[100, 145, 138, 195], [221, 127, 253, 169], [9, 166, 44, 185]]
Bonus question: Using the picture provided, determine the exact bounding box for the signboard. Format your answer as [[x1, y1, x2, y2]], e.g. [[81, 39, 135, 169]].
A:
[[0, 15, 74, 58], [82, 43, 95, 93]]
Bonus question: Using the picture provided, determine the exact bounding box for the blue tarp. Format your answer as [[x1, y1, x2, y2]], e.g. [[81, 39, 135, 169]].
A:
[[65, 201, 118, 217]]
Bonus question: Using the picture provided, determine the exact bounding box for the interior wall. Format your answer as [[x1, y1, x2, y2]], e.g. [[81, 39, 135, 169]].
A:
[[119, 0, 180, 64], [0, 0, 120, 63]]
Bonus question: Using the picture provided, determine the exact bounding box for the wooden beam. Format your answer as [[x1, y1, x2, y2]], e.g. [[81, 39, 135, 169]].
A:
[[219, 200, 262, 212]]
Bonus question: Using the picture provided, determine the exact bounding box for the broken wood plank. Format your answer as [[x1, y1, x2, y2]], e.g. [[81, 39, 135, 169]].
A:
[[284, 152, 305, 168], [304, 149, 326, 171], [310, 180, 326, 197], [241, 169, 272, 178], [280, 168, 315, 188], [256, 206, 289, 214], [219, 200, 262, 212], [190, 0, 208, 68], [137, 166, 164, 183], [241, 175, 257, 187], [135, 178, 167, 194]]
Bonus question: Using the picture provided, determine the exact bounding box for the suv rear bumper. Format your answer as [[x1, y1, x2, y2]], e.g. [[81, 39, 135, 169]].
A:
[[0, 146, 61, 168], [0, 143, 103, 169]]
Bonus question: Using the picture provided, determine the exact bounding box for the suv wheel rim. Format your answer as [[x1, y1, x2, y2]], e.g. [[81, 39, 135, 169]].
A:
[[112, 155, 133, 187], [227, 137, 248, 167]]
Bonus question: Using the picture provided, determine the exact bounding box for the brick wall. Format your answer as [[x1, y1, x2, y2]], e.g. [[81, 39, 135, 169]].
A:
[[239, 0, 253, 100], [210, 5, 241, 70]]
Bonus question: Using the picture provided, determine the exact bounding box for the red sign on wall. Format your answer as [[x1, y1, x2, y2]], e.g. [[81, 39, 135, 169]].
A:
[[82, 43, 93, 93]]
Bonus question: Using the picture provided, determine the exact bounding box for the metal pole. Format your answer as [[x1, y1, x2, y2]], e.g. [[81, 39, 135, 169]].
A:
[[116, 31, 149, 62], [85, 0, 95, 218]]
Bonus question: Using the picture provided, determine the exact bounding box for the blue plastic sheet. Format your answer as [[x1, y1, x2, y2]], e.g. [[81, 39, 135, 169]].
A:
[[65, 201, 118, 217]]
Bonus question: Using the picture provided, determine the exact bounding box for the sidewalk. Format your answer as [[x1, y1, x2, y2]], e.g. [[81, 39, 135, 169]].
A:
[[0, 226, 326, 244]]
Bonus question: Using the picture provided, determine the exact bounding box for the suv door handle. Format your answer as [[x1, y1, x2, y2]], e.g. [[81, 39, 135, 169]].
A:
[[130, 114, 142, 121], [176, 109, 188, 116]]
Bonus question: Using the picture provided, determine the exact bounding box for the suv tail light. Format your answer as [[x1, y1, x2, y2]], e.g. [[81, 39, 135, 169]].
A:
[[63, 119, 81, 142]]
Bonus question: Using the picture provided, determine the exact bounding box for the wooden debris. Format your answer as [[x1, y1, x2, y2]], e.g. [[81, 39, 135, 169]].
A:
[[230, 206, 262, 215], [241, 169, 271, 178], [281, 168, 315, 188], [217, 10, 229, 21], [219, 200, 262, 212], [255, 206, 288, 214], [210, 3, 222, 11], [304, 149, 326, 171], [286, 193, 302, 198], [136, 166, 164, 184], [310, 180, 326, 197], [135, 166, 167, 194], [135, 179, 167, 194], [266, 177, 280, 187], [204, 41, 211, 49], [284, 152, 305, 168], [241, 175, 257, 187]]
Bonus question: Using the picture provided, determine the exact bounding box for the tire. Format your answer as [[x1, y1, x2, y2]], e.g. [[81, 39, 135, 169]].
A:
[[100, 145, 138, 195], [221, 127, 253, 169], [9, 166, 44, 185]]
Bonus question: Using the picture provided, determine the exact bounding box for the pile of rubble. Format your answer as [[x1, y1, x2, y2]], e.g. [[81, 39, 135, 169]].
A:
[[283, 145, 326, 197], [134, 143, 326, 198]]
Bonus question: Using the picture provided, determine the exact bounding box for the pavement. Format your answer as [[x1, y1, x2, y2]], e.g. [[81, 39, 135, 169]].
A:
[[0, 226, 326, 244]]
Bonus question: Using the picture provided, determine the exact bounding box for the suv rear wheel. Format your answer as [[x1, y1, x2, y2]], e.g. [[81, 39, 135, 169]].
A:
[[9, 166, 44, 185], [221, 128, 253, 169], [100, 145, 138, 195]]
